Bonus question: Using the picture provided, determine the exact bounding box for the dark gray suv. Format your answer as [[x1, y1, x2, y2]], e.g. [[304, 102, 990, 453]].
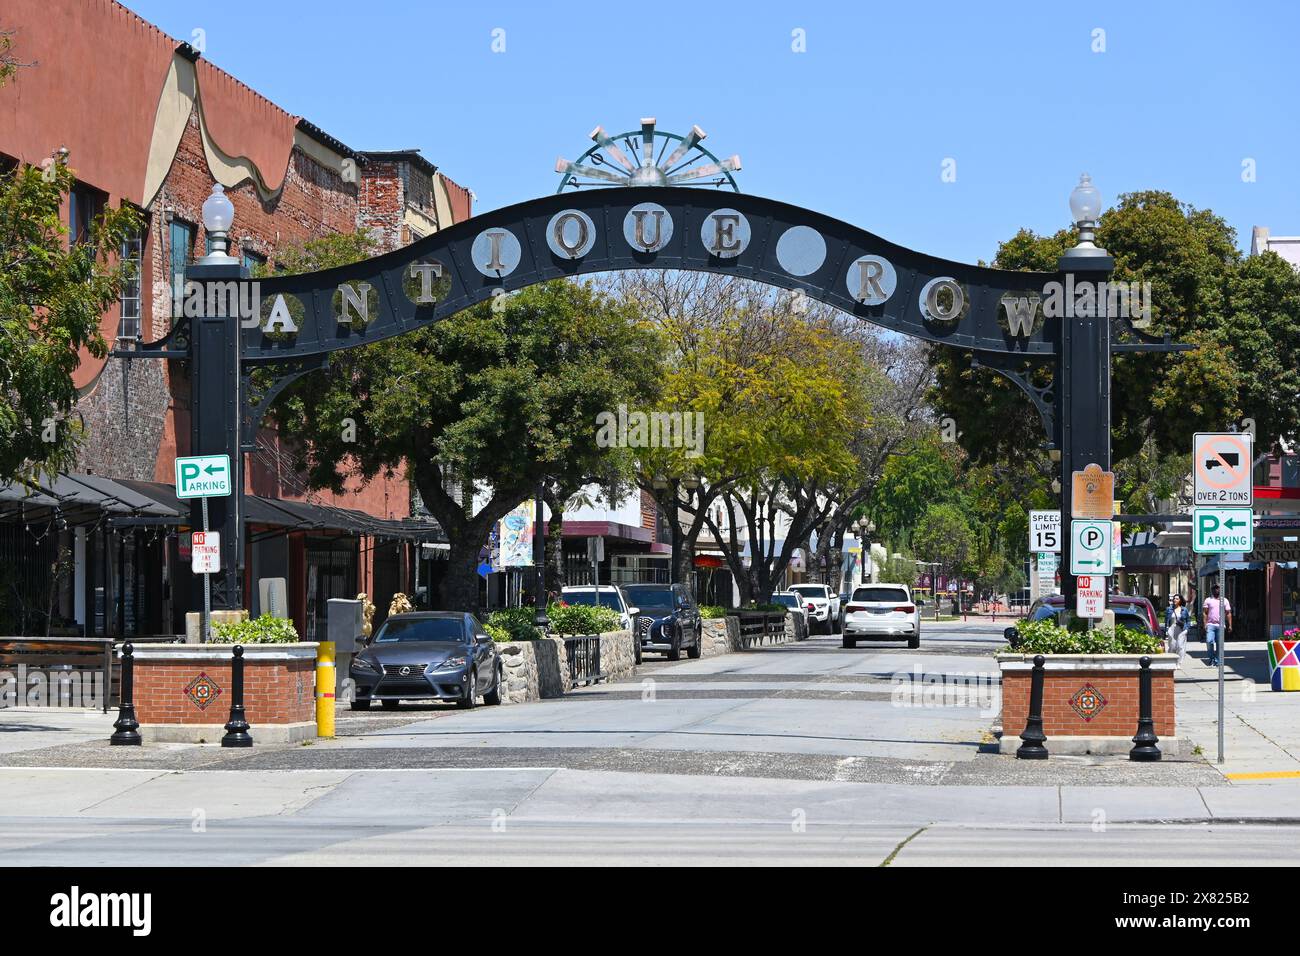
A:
[[623, 584, 702, 661]]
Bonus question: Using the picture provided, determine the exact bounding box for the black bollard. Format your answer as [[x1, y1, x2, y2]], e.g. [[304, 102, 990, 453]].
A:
[[1130, 655, 1161, 762], [110, 642, 142, 746], [1016, 654, 1049, 759], [221, 644, 253, 748]]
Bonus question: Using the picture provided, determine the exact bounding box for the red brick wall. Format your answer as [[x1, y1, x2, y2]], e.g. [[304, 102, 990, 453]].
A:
[[1001, 666, 1175, 738], [133, 654, 316, 726]]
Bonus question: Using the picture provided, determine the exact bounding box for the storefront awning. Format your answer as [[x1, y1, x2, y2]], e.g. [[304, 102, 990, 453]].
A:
[[2, 475, 444, 542]]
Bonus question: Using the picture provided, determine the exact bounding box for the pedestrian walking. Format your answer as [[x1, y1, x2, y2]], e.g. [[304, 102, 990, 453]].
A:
[[1166, 594, 1189, 664], [1203, 584, 1232, 666]]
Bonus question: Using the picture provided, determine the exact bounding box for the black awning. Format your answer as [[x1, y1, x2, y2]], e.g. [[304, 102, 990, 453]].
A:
[[0, 472, 443, 542]]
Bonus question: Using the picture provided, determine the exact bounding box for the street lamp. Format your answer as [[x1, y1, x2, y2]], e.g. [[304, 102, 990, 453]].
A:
[[1063, 173, 1106, 260], [199, 183, 238, 264]]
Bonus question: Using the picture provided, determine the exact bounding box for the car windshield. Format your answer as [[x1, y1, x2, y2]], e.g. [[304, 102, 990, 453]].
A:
[[561, 590, 622, 610], [790, 585, 826, 598], [374, 618, 466, 643], [623, 586, 673, 609], [1027, 605, 1151, 635], [772, 594, 799, 608], [852, 587, 909, 603]]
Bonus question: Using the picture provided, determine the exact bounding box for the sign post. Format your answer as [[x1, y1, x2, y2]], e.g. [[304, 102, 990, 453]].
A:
[[1192, 432, 1255, 765], [176, 455, 233, 643]]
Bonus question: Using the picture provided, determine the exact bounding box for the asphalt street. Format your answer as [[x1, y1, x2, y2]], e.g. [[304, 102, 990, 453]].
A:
[[2, 618, 1295, 865]]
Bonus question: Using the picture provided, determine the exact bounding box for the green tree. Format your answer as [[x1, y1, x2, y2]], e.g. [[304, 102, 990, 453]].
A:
[[930, 190, 1248, 467], [0, 156, 140, 482], [868, 433, 962, 542], [912, 503, 973, 594], [269, 279, 662, 610]]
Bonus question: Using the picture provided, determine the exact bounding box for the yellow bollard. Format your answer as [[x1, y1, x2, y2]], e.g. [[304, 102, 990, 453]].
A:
[[316, 640, 336, 738]]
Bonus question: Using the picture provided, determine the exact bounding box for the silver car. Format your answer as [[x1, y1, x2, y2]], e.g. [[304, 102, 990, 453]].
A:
[[842, 584, 920, 648]]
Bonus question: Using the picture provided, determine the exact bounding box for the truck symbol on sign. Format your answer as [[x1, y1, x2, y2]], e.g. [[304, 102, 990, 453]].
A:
[[1204, 452, 1240, 471]]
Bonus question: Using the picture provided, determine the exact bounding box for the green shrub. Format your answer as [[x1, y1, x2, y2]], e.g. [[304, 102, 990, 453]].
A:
[[743, 602, 787, 613], [1005, 618, 1161, 655], [547, 601, 620, 636], [486, 607, 542, 643], [212, 613, 300, 644], [699, 605, 728, 619]]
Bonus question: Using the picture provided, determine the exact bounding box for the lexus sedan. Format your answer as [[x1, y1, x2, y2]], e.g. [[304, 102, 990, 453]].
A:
[[349, 612, 504, 710], [623, 583, 702, 661]]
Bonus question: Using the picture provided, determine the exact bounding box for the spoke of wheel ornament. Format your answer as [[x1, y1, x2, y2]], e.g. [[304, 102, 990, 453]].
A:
[[555, 120, 742, 192]]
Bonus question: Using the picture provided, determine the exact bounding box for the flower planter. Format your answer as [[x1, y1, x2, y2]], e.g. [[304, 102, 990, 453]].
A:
[[124, 642, 318, 744], [997, 653, 1178, 754]]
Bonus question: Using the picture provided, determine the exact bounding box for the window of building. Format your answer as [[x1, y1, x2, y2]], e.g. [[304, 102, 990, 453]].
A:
[[118, 216, 147, 340], [168, 219, 195, 308], [69, 183, 106, 246], [241, 248, 266, 273]]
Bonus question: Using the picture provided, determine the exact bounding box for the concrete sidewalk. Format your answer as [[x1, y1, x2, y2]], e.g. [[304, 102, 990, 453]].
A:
[[5, 765, 1300, 826], [1176, 638, 1300, 782]]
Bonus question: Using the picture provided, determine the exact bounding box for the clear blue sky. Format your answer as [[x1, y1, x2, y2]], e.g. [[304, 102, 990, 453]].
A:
[[124, 0, 1297, 265]]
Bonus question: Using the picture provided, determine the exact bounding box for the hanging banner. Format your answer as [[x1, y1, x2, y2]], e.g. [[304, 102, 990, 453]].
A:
[[497, 501, 535, 568]]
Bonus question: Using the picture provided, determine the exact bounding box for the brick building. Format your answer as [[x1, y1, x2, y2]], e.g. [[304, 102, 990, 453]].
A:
[[0, 0, 472, 639]]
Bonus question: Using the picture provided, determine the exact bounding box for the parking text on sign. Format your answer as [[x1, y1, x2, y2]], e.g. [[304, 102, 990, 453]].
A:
[[191, 530, 221, 574], [1192, 507, 1254, 554], [1076, 575, 1105, 619]]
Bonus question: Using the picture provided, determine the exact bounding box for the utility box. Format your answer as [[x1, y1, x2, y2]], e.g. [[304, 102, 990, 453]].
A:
[[259, 578, 289, 619], [327, 598, 364, 653], [327, 598, 365, 702]]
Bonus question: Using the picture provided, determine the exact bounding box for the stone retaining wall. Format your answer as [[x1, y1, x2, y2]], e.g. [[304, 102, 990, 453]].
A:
[[496, 630, 636, 705], [700, 614, 804, 657]]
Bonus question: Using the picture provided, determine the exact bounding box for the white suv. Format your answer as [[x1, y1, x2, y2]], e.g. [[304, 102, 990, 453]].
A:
[[789, 583, 840, 635], [559, 585, 635, 632], [842, 584, 920, 649]]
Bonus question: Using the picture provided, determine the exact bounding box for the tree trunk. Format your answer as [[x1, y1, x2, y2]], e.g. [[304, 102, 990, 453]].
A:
[[543, 486, 567, 588], [438, 538, 484, 611]]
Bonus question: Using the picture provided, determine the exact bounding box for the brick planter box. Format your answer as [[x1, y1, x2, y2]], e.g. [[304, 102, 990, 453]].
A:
[[124, 643, 318, 744], [997, 653, 1177, 754]]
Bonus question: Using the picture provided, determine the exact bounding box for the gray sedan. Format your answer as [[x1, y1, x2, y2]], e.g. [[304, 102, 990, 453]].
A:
[[349, 612, 504, 710]]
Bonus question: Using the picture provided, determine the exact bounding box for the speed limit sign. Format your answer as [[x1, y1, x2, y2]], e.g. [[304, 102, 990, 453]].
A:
[[1029, 510, 1061, 553]]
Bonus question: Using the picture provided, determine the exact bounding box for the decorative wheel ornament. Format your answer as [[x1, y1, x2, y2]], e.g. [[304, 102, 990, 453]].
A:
[[555, 118, 741, 192]]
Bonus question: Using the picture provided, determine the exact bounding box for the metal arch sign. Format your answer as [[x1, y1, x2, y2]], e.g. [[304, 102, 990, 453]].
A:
[[238, 187, 1058, 365]]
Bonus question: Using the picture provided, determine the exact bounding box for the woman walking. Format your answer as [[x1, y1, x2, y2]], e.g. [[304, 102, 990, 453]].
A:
[[1166, 594, 1190, 665]]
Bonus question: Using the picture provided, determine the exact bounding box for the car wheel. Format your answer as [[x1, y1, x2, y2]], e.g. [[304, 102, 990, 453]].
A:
[[350, 698, 371, 711], [908, 636, 920, 649], [667, 631, 681, 661], [687, 631, 702, 659], [484, 663, 504, 705], [842, 637, 856, 649], [380, 699, 399, 711], [633, 639, 643, 666], [458, 671, 478, 709]]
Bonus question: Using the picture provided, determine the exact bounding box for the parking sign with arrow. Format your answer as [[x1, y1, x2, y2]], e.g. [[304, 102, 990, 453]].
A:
[[1070, 519, 1113, 576], [1193, 507, 1254, 554], [174, 454, 232, 499]]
